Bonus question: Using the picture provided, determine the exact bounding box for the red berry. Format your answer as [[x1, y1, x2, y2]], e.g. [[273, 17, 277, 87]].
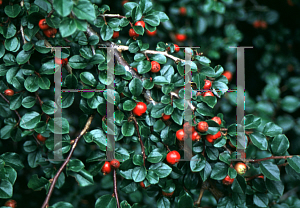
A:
[[183, 122, 195, 134], [150, 61, 161, 73], [162, 114, 171, 121], [110, 159, 120, 169], [206, 131, 221, 143], [176, 129, 186, 141], [234, 162, 247, 175], [37, 134, 47, 142], [101, 161, 112, 175], [133, 67, 138, 72], [174, 44, 180, 53], [121, 0, 128, 6], [211, 116, 221, 125], [260, 21, 267, 29], [166, 150, 180, 165], [133, 102, 147, 116], [257, 175, 264, 179], [222, 175, 234, 185], [190, 131, 201, 141], [0, 0, 2, 6], [38, 19, 49, 30], [162, 191, 174, 197], [253, 20, 261, 28], [179, 7, 187, 16], [146, 30, 157, 36], [112, 31, 119, 39], [197, 121, 208, 132], [129, 28, 139, 39], [203, 91, 214, 97], [203, 80, 212, 90], [222, 71, 232, 82], [139, 181, 146, 188], [43, 28, 57, 38], [55, 58, 63, 65], [175, 33, 187, 42], [62, 58, 68, 66], [4, 199, 17, 208], [134, 21, 145, 28], [4, 89, 14, 96]]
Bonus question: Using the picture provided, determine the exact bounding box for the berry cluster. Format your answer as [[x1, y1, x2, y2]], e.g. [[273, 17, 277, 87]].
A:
[[101, 159, 121, 175], [38, 19, 57, 38]]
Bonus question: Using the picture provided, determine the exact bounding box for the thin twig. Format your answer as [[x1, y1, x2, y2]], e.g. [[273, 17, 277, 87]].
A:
[[113, 169, 120, 208], [99, 14, 127, 19], [194, 181, 209, 207], [41, 114, 95, 208], [132, 116, 146, 166]]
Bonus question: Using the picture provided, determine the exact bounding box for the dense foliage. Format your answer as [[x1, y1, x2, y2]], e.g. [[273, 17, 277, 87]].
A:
[[0, 0, 300, 207]]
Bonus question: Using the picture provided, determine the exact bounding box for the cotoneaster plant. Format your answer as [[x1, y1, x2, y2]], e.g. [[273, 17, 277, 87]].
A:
[[0, 0, 299, 208]]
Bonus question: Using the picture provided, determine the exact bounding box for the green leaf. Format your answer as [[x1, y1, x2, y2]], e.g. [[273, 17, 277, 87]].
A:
[[178, 192, 193, 208], [253, 193, 269, 208], [137, 60, 151, 74], [121, 122, 135, 137], [95, 195, 117, 208], [129, 78, 143, 96], [67, 159, 85, 172], [149, 162, 172, 178], [259, 161, 281, 181], [123, 100, 136, 111], [120, 200, 132, 208], [157, 197, 170, 208], [244, 114, 261, 129], [281, 96, 300, 113], [0, 152, 24, 170], [133, 26, 144, 35], [22, 96, 36, 108], [42, 100, 58, 115], [231, 175, 246, 194], [249, 132, 268, 150], [210, 162, 228, 180], [287, 156, 300, 173], [16, 50, 32, 65], [200, 161, 211, 182], [265, 178, 284, 196], [190, 154, 206, 172], [262, 122, 282, 137], [72, 0, 96, 22], [147, 149, 163, 163], [80, 72, 97, 87], [100, 24, 113, 41], [0, 179, 13, 199], [59, 18, 77, 37], [48, 117, 70, 134], [24, 76, 39, 92], [4, 5, 21, 18], [27, 174, 49, 191], [139, 0, 153, 13], [38, 77, 51, 89], [131, 6, 142, 22], [20, 111, 41, 129], [132, 166, 147, 182], [53, 0, 73, 17], [271, 134, 289, 155], [5, 37, 19, 52], [144, 15, 160, 26], [50, 202, 74, 208], [9, 93, 22, 110], [68, 169, 94, 187]]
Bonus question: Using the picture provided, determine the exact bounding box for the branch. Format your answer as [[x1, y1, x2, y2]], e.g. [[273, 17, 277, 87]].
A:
[[115, 45, 183, 63], [170, 91, 195, 111], [86, 26, 157, 106], [194, 181, 209, 207], [113, 170, 120, 208], [132, 116, 146, 166], [41, 114, 95, 208], [247, 156, 297, 163], [207, 179, 224, 201], [99, 14, 127, 19]]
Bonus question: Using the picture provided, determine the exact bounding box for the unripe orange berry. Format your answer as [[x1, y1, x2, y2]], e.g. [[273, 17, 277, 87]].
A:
[[234, 162, 247, 175]]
